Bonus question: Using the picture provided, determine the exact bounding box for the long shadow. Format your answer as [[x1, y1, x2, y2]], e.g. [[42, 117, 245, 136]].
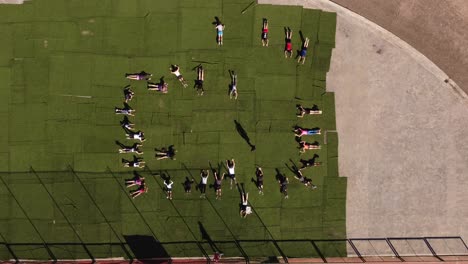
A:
[[285, 160, 301, 178], [124, 235, 169, 260], [198, 221, 221, 253], [234, 120, 256, 151]]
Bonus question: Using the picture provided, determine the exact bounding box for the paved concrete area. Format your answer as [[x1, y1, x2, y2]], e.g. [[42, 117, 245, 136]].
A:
[[331, 0, 468, 95], [259, 0, 468, 248]]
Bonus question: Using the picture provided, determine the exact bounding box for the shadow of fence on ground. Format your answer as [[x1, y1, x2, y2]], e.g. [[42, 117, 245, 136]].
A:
[[0, 237, 467, 263]]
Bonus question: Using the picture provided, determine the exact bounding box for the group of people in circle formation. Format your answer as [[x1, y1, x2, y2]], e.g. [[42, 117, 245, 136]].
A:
[[111, 17, 319, 209]]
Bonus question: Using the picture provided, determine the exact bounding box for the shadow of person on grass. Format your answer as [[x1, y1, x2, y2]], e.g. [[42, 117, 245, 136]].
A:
[[234, 120, 256, 151]]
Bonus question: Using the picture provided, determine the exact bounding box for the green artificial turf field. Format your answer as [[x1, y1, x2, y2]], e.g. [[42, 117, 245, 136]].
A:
[[0, 0, 346, 261]]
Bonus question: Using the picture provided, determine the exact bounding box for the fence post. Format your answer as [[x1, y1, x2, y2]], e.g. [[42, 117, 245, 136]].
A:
[[385, 238, 404, 262], [348, 239, 366, 263], [423, 237, 444, 261]]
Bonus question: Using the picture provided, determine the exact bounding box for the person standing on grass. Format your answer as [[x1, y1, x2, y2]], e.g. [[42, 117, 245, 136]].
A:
[[255, 166, 264, 195], [214, 170, 224, 200], [170, 64, 188, 88], [226, 159, 237, 189], [261, 18, 269, 46], [228, 70, 238, 99], [278, 174, 289, 199], [164, 178, 174, 200], [284, 27, 293, 58], [183, 177, 195, 194], [130, 184, 148, 199], [216, 23, 225, 46], [125, 71, 152, 81], [200, 169, 209, 198], [298, 37, 310, 64]]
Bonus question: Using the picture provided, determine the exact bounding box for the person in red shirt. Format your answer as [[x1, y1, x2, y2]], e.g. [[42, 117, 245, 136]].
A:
[[261, 18, 269, 46], [284, 27, 293, 58]]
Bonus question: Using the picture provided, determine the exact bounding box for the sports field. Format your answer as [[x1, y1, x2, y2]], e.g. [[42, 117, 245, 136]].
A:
[[0, 0, 345, 261]]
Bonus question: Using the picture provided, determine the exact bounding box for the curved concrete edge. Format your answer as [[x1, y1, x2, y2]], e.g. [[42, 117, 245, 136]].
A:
[[258, 0, 468, 101], [0, 0, 26, 4]]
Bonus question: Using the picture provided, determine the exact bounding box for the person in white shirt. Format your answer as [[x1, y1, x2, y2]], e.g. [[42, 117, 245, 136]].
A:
[[115, 103, 135, 116], [170, 64, 188, 88], [228, 70, 238, 99], [226, 159, 236, 189], [164, 178, 174, 200], [239, 191, 251, 218], [120, 116, 135, 130], [118, 142, 143, 155], [125, 130, 145, 142], [122, 156, 145, 168], [199, 169, 209, 198], [215, 23, 225, 45]]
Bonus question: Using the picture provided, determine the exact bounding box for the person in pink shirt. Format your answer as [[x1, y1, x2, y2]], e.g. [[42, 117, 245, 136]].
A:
[[294, 127, 321, 136]]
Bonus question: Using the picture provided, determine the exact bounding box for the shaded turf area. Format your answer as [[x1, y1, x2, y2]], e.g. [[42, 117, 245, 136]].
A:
[[0, 0, 345, 261]]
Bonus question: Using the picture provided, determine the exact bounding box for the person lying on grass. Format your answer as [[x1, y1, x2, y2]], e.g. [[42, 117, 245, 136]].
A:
[[170, 64, 188, 88], [228, 70, 238, 99], [299, 140, 321, 153], [261, 18, 269, 46], [118, 143, 143, 155], [125, 71, 152, 81], [125, 173, 145, 188], [193, 64, 205, 96], [115, 103, 135, 116], [123, 85, 134, 102], [147, 77, 168, 93], [239, 191, 251, 218], [294, 126, 321, 136], [284, 27, 293, 58], [297, 37, 310, 64], [155, 145, 176, 160], [296, 104, 322, 117], [122, 156, 145, 168], [130, 183, 148, 199], [299, 154, 322, 170], [125, 130, 145, 142]]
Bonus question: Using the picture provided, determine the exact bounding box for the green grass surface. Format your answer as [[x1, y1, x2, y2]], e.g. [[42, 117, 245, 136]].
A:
[[0, 0, 346, 261]]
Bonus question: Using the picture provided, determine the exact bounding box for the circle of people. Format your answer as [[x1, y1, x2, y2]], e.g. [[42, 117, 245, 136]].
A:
[[113, 18, 321, 218]]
